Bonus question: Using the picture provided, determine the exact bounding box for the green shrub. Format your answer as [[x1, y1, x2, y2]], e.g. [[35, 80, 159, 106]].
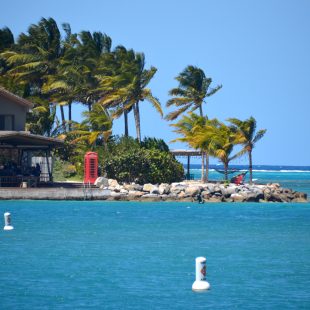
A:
[[63, 164, 77, 178], [103, 137, 184, 184], [53, 159, 77, 180]]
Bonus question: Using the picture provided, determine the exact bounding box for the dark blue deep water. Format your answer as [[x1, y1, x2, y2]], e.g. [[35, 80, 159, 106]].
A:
[[0, 168, 310, 309]]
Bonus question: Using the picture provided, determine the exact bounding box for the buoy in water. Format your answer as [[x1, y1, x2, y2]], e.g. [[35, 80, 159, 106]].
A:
[[192, 257, 210, 291], [3, 212, 14, 230]]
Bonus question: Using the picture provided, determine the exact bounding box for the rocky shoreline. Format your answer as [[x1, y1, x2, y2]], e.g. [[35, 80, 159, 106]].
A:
[[95, 178, 308, 203], [0, 178, 307, 202]]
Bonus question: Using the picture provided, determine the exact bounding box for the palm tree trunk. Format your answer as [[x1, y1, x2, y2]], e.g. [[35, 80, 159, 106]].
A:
[[201, 150, 205, 182], [248, 150, 253, 184], [199, 105, 203, 117], [133, 102, 141, 143], [124, 110, 129, 137], [60, 105, 66, 132], [68, 102, 72, 131], [205, 152, 209, 182], [224, 162, 228, 181]]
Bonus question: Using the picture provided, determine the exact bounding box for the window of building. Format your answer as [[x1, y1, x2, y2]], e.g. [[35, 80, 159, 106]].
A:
[[0, 115, 14, 130]]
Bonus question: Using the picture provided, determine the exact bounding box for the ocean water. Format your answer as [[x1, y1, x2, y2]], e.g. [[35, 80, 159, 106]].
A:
[[0, 168, 310, 309]]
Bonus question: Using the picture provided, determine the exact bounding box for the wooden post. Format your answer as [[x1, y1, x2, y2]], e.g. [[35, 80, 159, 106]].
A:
[[45, 150, 52, 182], [187, 155, 190, 179]]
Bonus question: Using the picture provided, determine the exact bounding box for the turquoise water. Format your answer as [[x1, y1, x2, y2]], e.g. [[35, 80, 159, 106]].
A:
[[0, 168, 310, 309]]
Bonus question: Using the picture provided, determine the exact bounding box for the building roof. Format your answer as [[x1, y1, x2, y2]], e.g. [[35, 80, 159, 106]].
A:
[[0, 131, 64, 149], [0, 87, 34, 108]]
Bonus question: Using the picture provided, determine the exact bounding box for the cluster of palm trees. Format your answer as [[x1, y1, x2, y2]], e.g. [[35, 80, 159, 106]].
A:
[[0, 18, 266, 183], [0, 18, 162, 144], [166, 67, 266, 184]]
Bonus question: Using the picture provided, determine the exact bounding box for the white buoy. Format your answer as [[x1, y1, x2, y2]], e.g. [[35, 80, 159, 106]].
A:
[[192, 257, 210, 291], [3, 212, 14, 230]]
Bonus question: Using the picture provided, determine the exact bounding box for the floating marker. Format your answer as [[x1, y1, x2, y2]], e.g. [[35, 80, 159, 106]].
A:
[[3, 212, 14, 230], [192, 257, 210, 291]]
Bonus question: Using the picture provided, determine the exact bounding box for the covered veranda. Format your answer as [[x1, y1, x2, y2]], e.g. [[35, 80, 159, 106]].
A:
[[0, 131, 64, 187]]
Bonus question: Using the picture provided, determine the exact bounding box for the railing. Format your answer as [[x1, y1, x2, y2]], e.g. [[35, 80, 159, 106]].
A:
[[0, 175, 39, 187]]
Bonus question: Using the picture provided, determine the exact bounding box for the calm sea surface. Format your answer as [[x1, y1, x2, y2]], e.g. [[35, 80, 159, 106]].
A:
[[0, 167, 309, 309]]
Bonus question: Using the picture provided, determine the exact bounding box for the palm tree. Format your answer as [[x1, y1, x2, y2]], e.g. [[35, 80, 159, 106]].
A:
[[3, 18, 63, 85], [166, 65, 222, 121], [228, 117, 267, 184], [196, 122, 239, 181], [69, 102, 112, 150], [75, 30, 112, 112], [1, 18, 66, 126], [99, 51, 162, 142], [25, 96, 57, 137], [98, 46, 136, 137], [131, 53, 163, 142], [42, 23, 85, 131], [0, 27, 14, 52], [171, 113, 210, 182]]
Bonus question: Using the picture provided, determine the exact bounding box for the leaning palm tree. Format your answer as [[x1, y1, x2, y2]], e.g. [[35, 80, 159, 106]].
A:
[[98, 46, 136, 137], [75, 30, 112, 112], [166, 65, 222, 121], [228, 117, 267, 184], [171, 113, 210, 182], [99, 51, 162, 142], [197, 122, 239, 181]]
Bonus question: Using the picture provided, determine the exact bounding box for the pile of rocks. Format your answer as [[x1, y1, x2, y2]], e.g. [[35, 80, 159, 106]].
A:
[[94, 178, 308, 203]]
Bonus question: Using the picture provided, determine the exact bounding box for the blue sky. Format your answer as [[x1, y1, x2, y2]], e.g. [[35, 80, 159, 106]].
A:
[[1, 0, 310, 165]]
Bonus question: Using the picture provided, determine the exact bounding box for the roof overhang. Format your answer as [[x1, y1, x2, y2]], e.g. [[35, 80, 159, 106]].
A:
[[170, 149, 202, 157], [0, 88, 34, 108], [0, 131, 64, 149]]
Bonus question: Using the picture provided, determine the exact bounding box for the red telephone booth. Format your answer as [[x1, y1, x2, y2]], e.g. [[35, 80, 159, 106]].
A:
[[84, 152, 98, 184]]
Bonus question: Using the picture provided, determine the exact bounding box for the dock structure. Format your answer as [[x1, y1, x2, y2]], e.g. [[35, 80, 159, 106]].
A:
[[170, 149, 202, 179]]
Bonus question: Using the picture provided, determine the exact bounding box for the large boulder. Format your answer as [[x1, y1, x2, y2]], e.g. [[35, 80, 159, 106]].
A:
[[150, 186, 160, 195], [170, 184, 186, 194], [292, 192, 308, 202], [109, 184, 122, 192], [108, 179, 119, 187], [243, 192, 262, 202], [143, 183, 155, 192], [95, 177, 109, 188], [185, 186, 201, 197], [263, 188, 272, 201], [159, 183, 171, 195], [205, 183, 214, 192], [201, 190, 211, 199], [231, 193, 245, 202], [128, 190, 145, 199], [178, 191, 189, 199], [123, 183, 143, 191], [269, 191, 289, 202], [220, 185, 237, 197]]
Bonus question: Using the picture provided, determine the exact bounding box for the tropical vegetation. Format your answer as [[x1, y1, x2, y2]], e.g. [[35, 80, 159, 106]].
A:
[[0, 17, 266, 184], [103, 137, 184, 184]]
